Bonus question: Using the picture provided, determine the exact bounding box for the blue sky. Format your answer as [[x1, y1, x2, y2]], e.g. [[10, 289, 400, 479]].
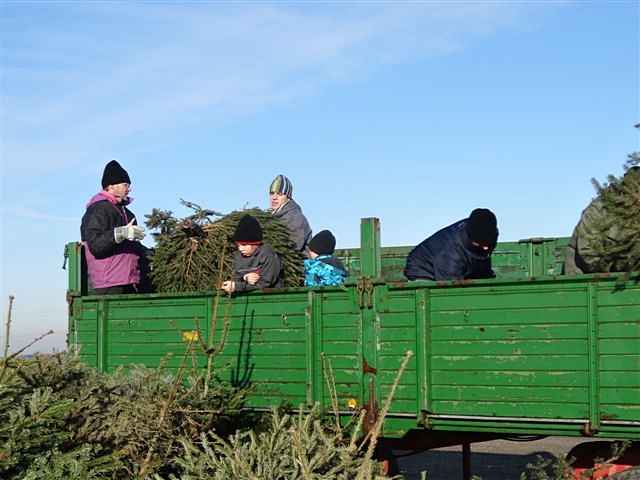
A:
[[1, 1, 638, 352]]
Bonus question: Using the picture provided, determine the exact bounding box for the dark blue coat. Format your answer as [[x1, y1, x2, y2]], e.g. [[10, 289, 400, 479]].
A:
[[404, 219, 496, 281]]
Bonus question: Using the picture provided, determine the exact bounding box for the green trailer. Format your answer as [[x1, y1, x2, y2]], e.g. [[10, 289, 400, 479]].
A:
[[64, 218, 640, 474]]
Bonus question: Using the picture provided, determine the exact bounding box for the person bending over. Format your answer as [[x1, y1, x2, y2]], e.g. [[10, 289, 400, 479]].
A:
[[404, 208, 499, 281]]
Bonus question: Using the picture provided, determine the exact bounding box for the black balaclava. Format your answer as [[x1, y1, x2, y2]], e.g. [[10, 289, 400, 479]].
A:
[[466, 208, 498, 248]]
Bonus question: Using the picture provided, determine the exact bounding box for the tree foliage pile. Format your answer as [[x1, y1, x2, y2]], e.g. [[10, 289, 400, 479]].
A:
[[589, 155, 640, 273], [145, 201, 305, 293], [0, 353, 397, 480], [0, 353, 247, 479], [157, 406, 392, 480]]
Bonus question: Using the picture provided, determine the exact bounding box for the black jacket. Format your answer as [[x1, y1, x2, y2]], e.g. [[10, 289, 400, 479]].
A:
[[232, 244, 283, 292], [404, 219, 496, 281], [81, 197, 139, 259]]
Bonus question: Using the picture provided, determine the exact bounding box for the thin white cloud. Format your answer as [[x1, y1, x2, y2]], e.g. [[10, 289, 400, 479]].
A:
[[3, 3, 566, 175], [3, 206, 77, 223]]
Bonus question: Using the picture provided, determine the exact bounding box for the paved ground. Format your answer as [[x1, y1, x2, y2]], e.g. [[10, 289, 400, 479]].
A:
[[394, 436, 601, 480]]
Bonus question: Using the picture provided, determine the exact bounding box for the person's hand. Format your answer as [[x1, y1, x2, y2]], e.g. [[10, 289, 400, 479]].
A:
[[221, 280, 235, 293], [243, 272, 260, 285], [114, 219, 146, 243]]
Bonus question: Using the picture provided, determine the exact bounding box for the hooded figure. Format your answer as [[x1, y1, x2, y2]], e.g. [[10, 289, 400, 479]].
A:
[[404, 209, 499, 281], [269, 175, 312, 252], [80, 160, 146, 294]]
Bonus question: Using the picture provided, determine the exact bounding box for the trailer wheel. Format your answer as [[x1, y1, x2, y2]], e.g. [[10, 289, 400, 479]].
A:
[[379, 456, 400, 476], [375, 439, 400, 477], [607, 466, 640, 479], [568, 441, 639, 480]]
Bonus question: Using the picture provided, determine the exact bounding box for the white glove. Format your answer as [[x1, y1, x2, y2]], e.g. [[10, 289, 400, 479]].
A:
[[114, 219, 146, 243]]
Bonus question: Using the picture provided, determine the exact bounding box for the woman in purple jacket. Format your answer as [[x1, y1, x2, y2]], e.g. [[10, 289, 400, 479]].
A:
[[80, 160, 146, 295]]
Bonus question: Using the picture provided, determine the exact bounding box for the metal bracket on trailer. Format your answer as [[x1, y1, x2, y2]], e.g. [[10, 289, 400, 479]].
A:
[[356, 276, 375, 309], [362, 355, 379, 434], [582, 421, 599, 437]]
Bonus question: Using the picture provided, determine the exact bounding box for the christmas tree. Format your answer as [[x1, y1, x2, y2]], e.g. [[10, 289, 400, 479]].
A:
[[589, 154, 640, 273], [145, 200, 305, 293]]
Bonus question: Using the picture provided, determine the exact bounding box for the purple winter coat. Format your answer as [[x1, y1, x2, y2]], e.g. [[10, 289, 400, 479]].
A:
[[80, 191, 141, 289]]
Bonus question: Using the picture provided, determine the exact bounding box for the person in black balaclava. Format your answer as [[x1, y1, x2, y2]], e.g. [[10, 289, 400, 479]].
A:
[[404, 208, 499, 281]]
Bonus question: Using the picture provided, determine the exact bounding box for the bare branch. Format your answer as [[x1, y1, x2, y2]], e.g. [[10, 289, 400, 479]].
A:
[[3, 295, 15, 359]]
